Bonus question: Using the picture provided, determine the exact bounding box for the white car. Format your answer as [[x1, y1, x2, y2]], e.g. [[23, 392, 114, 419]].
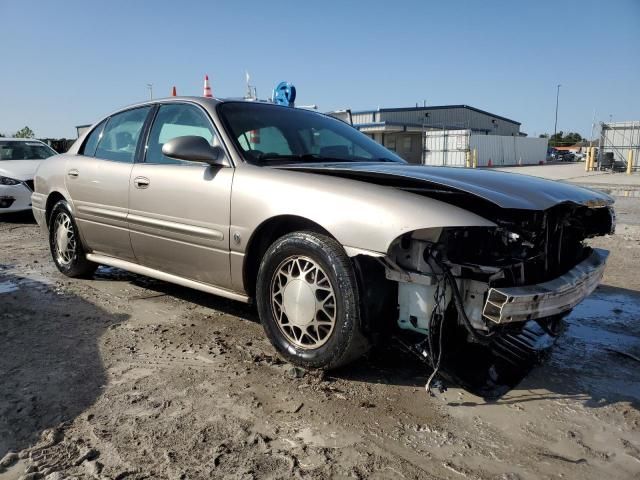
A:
[[0, 138, 57, 214]]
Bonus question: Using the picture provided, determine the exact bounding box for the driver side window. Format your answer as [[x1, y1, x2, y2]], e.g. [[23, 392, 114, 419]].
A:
[[237, 126, 292, 156], [145, 104, 216, 165]]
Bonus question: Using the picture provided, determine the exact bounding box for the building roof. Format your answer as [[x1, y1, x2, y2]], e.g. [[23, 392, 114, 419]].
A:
[[353, 120, 493, 134], [351, 104, 521, 126], [601, 121, 640, 129]]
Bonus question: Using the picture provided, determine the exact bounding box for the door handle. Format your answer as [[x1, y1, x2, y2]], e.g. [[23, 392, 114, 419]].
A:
[[134, 176, 150, 189], [67, 169, 79, 178]]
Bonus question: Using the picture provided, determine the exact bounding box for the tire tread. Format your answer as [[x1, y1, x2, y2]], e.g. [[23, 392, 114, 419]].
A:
[[256, 231, 369, 370]]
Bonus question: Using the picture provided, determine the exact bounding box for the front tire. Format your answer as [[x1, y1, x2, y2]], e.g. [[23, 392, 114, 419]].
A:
[[256, 231, 369, 370], [48, 200, 96, 278]]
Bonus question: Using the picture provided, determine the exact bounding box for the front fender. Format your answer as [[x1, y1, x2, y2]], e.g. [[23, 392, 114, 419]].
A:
[[231, 166, 496, 255]]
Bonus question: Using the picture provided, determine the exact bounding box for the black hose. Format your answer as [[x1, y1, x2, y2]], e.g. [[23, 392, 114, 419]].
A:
[[441, 265, 494, 345], [424, 251, 494, 346]]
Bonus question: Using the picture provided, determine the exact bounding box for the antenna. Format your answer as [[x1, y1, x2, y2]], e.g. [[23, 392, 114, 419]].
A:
[[245, 71, 257, 100]]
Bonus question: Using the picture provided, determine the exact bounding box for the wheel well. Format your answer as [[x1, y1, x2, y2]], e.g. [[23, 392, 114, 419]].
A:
[[243, 215, 333, 300], [45, 192, 66, 227]]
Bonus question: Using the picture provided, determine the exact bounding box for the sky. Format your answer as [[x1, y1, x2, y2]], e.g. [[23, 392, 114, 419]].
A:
[[0, 0, 638, 139]]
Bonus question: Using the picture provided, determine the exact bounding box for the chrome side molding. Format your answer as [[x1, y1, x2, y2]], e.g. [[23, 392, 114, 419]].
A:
[[86, 253, 250, 303]]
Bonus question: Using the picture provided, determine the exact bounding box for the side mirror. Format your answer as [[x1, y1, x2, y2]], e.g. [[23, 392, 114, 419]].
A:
[[161, 136, 224, 165]]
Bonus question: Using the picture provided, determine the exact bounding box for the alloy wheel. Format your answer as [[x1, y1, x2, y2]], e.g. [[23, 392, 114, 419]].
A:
[[54, 212, 76, 266], [270, 256, 337, 349]]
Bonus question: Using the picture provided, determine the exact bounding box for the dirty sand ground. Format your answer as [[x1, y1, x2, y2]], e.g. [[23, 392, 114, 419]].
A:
[[1, 195, 639, 480]]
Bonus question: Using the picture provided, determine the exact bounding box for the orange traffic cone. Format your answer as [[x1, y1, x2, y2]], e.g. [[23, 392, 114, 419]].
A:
[[171, 86, 177, 97], [203, 75, 213, 98]]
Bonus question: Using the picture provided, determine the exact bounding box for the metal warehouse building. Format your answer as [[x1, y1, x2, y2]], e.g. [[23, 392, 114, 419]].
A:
[[329, 105, 524, 164], [599, 121, 640, 172]]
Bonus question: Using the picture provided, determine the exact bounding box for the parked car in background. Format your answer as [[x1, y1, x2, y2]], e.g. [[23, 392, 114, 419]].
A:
[[0, 138, 57, 213], [32, 97, 615, 389], [551, 150, 575, 162]]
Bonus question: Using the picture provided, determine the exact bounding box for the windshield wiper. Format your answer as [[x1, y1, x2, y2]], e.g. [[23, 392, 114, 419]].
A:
[[255, 153, 401, 164], [373, 157, 400, 163], [256, 153, 359, 163]]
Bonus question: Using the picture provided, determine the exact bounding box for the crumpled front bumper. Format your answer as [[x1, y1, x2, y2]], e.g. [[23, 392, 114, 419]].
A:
[[483, 248, 609, 324]]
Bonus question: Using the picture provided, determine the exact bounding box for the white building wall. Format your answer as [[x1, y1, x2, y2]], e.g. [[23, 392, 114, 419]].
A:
[[351, 112, 375, 124], [470, 134, 548, 166], [423, 130, 469, 166], [423, 129, 548, 167]]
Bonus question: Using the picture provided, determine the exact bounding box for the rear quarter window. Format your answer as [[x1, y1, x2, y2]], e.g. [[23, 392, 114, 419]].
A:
[[81, 120, 107, 157]]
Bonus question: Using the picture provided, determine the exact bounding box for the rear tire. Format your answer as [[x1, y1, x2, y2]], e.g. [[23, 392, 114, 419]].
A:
[[256, 231, 369, 370], [48, 200, 96, 278]]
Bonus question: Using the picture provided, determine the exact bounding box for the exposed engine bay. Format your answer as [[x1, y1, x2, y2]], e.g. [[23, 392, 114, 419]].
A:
[[383, 201, 615, 396]]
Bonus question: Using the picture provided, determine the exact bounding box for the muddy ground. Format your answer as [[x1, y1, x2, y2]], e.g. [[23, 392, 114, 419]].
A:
[[1, 195, 639, 480]]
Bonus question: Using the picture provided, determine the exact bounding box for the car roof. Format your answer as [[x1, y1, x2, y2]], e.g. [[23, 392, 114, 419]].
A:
[[93, 96, 319, 129], [0, 138, 48, 143], [114, 96, 302, 112]]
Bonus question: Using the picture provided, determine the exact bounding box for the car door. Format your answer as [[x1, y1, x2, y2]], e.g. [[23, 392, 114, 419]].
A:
[[65, 106, 152, 261], [128, 102, 233, 288]]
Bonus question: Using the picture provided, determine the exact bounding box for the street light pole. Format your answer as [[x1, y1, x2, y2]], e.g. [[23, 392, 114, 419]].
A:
[[553, 84, 561, 144]]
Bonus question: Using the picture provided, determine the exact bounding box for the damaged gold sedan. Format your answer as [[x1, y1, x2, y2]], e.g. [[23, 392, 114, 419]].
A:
[[31, 98, 614, 391]]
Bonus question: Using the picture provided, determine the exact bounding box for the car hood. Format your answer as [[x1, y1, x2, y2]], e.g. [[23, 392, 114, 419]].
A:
[[0, 160, 44, 181], [277, 163, 614, 210]]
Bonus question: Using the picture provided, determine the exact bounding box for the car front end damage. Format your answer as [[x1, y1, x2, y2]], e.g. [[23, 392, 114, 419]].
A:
[[275, 163, 615, 391], [380, 201, 615, 395]]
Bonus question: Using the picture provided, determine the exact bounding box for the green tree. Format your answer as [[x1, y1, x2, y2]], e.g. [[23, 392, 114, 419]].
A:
[[544, 131, 583, 147], [564, 132, 583, 144], [13, 126, 35, 138], [548, 131, 563, 147]]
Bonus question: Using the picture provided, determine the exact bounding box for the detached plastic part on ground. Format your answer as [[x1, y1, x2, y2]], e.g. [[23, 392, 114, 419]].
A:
[[396, 317, 561, 399]]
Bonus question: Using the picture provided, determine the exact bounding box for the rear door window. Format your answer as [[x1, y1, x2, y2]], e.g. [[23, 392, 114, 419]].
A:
[[94, 107, 151, 163]]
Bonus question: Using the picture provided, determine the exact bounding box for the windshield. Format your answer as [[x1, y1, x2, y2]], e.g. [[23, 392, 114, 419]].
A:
[[0, 141, 57, 161], [218, 102, 405, 165]]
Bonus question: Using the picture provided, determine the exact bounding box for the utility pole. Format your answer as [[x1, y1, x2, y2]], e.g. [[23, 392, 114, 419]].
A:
[[146, 83, 153, 100], [553, 84, 561, 145]]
